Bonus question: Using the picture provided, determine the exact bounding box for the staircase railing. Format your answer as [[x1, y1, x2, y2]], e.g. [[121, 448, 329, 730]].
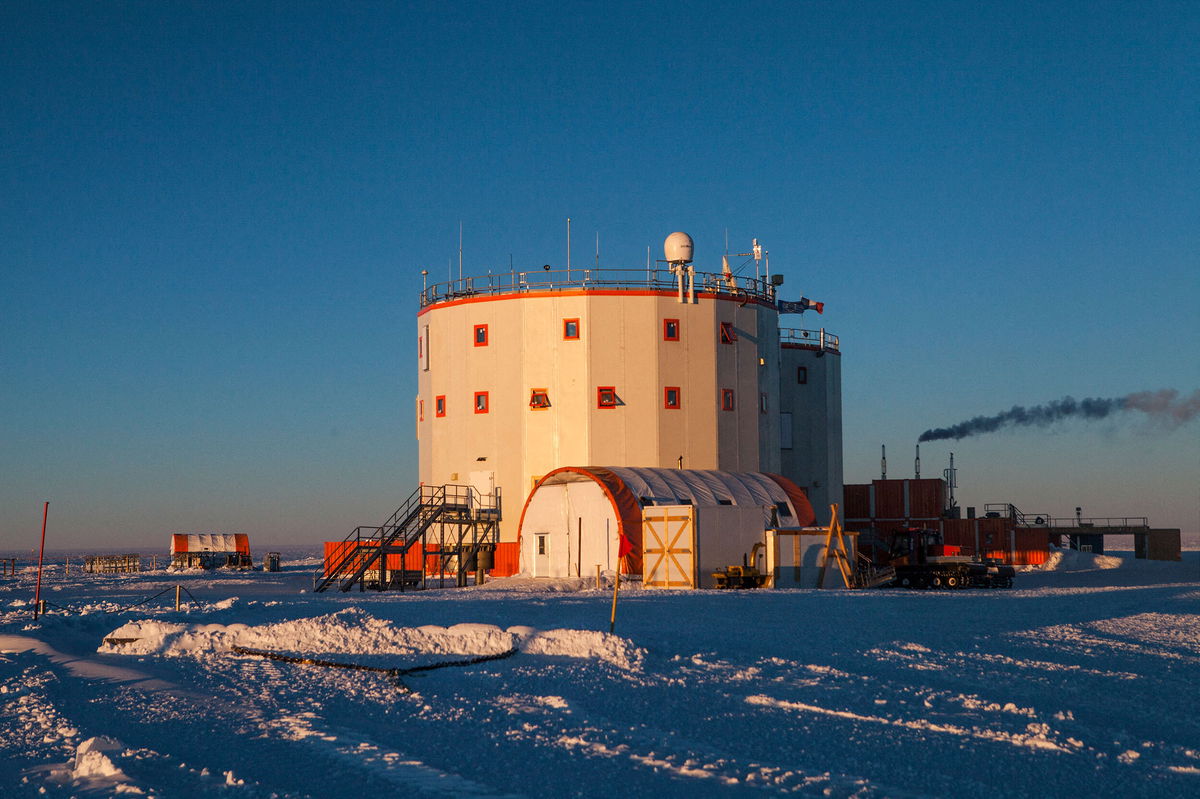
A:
[[313, 484, 427, 593], [314, 483, 501, 592]]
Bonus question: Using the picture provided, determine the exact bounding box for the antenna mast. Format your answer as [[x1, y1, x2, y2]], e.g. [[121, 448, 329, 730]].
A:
[[943, 453, 958, 509]]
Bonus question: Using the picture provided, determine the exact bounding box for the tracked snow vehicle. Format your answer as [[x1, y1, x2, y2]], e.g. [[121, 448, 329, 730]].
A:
[[882, 528, 1015, 589]]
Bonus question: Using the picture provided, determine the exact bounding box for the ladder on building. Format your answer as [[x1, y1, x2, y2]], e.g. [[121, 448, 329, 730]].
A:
[[313, 484, 500, 593]]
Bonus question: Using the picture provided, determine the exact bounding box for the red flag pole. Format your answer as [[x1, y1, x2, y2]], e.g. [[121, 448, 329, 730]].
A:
[[33, 501, 49, 620]]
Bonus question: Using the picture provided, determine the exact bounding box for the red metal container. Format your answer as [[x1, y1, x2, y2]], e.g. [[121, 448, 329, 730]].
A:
[[843, 484, 871, 520], [940, 519, 977, 555], [492, 542, 520, 576], [907, 479, 946, 518], [1013, 527, 1050, 566], [872, 480, 905, 519]]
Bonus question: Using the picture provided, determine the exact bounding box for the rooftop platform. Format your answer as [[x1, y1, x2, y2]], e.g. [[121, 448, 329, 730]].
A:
[[419, 266, 777, 309]]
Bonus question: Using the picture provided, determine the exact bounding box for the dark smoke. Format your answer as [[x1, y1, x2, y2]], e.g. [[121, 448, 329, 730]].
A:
[[918, 389, 1200, 442]]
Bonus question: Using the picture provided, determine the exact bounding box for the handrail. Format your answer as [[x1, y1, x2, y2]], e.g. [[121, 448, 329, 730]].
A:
[[314, 483, 504, 592], [420, 268, 777, 308], [981, 503, 1148, 529], [779, 327, 840, 353]]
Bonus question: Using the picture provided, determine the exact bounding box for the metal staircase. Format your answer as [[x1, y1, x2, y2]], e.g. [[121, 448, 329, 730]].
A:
[[313, 483, 500, 593]]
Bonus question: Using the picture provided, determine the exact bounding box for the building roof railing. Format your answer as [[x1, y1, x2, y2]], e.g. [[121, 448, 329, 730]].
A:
[[419, 267, 777, 309], [780, 327, 840, 353], [982, 503, 1149, 529]]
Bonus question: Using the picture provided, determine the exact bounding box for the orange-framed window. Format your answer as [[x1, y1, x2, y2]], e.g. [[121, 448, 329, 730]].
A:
[[473, 324, 488, 346], [720, 322, 737, 344], [418, 399, 424, 422], [474, 391, 489, 413], [722, 389, 735, 411], [563, 318, 580, 340], [418, 336, 423, 359], [435, 395, 446, 417], [759, 393, 768, 414], [529, 389, 551, 410], [797, 366, 808, 384], [597, 386, 618, 409], [664, 386, 681, 409], [663, 318, 680, 341]]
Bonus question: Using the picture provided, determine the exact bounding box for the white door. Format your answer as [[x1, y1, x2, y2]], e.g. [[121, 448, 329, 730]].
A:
[[469, 470, 495, 511], [534, 534, 550, 577]]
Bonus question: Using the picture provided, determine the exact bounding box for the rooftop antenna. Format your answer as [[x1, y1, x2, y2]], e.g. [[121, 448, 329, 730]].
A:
[[566, 217, 572, 279], [725, 228, 729, 254], [458, 221, 463, 282], [646, 245, 651, 280], [943, 453, 958, 509], [914, 444, 921, 478], [421, 268, 428, 293], [753, 238, 763, 282], [881, 444, 887, 479], [595, 231, 600, 269]]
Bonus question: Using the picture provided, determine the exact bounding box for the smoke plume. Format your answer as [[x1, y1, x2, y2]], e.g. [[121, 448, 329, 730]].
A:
[[918, 389, 1200, 442]]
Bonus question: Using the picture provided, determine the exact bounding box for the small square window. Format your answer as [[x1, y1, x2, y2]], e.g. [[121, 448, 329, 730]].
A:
[[597, 386, 618, 408], [563, 318, 580, 340], [797, 366, 808, 384], [529, 389, 551, 409], [664, 386, 681, 409], [721, 389, 735, 411], [474, 391, 489, 414], [759, 393, 768, 414], [663, 319, 680, 341], [435, 395, 446, 417], [720, 322, 737, 344], [473, 324, 488, 346]]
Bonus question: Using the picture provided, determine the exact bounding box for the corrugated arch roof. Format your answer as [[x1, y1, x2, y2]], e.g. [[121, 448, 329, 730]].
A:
[[520, 467, 816, 574]]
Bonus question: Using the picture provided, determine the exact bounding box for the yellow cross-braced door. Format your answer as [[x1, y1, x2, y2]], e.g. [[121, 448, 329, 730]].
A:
[[642, 506, 696, 589]]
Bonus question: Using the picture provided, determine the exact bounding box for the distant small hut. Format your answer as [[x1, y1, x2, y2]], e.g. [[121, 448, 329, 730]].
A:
[[170, 533, 252, 569], [84, 554, 141, 574]]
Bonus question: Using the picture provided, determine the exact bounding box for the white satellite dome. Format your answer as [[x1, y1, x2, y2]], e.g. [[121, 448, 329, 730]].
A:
[[663, 232, 694, 264]]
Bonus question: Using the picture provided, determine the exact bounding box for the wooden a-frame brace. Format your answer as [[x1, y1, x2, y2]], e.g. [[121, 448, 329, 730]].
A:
[[816, 503, 856, 589]]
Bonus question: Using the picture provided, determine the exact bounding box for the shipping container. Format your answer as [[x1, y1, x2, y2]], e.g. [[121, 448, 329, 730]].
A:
[[1013, 527, 1050, 566], [872, 480, 906, 519], [941, 519, 977, 556], [843, 484, 871, 519], [492, 542, 520, 576], [907, 479, 947, 518]]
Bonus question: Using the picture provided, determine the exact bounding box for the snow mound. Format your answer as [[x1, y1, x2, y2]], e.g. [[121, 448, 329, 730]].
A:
[[99, 609, 644, 671], [516, 627, 645, 671], [73, 736, 129, 781], [1038, 548, 1124, 571]]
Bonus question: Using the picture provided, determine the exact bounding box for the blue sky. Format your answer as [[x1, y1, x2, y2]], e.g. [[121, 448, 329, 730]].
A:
[[2, 1, 1197, 549]]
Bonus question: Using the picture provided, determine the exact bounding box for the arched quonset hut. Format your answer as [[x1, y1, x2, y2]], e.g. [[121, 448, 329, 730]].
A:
[[518, 467, 815, 587]]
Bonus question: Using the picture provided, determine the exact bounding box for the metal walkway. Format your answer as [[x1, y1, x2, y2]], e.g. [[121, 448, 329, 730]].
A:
[[313, 484, 500, 592]]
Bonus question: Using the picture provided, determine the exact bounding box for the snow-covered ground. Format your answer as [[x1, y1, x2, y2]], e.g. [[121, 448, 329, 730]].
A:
[[1, 546, 1197, 798]]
